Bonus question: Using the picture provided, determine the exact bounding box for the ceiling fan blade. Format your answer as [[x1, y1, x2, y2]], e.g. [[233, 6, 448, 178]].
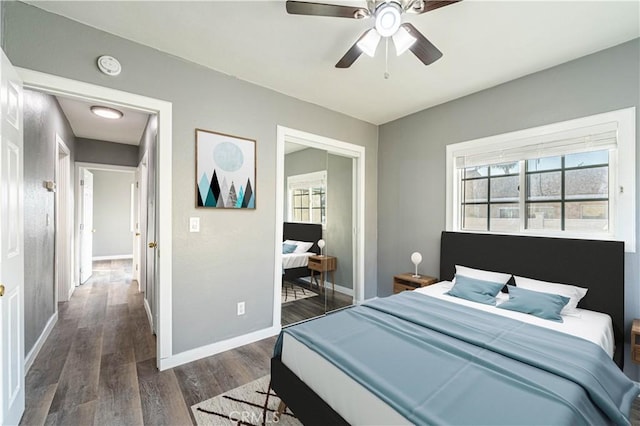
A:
[[402, 23, 443, 66], [286, 1, 369, 18], [409, 0, 462, 15], [335, 30, 370, 68]]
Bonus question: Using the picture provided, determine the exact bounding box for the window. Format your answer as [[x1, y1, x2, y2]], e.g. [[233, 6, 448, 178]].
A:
[[287, 171, 326, 226], [447, 108, 635, 252]]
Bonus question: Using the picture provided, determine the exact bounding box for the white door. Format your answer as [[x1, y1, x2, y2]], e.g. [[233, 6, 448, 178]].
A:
[[0, 49, 25, 426], [132, 169, 141, 287], [145, 148, 157, 333], [138, 154, 148, 300], [79, 169, 94, 284]]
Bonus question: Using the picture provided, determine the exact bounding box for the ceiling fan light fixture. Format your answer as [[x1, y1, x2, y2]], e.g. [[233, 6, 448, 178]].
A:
[[375, 2, 403, 37], [392, 26, 417, 55], [356, 29, 381, 57], [90, 105, 123, 120]]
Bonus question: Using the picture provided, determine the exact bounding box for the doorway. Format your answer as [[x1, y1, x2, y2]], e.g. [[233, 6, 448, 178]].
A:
[[274, 126, 365, 328], [19, 68, 174, 370], [76, 163, 137, 283]]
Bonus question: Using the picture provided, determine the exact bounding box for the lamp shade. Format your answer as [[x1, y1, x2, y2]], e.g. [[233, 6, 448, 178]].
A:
[[317, 239, 326, 249], [411, 252, 422, 277], [356, 28, 381, 57], [392, 26, 417, 56]]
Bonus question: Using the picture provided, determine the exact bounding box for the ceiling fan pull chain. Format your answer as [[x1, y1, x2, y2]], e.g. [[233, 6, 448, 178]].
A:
[[384, 37, 390, 79]]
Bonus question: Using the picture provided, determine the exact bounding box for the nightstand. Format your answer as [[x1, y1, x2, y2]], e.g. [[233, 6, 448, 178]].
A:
[[632, 319, 640, 363], [393, 273, 438, 294], [308, 255, 337, 294]]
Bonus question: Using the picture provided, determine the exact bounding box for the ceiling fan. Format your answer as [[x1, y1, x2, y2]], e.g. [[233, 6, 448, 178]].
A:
[[286, 0, 461, 69]]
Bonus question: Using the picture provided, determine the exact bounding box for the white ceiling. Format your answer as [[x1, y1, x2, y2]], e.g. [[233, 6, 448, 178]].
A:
[[28, 1, 640, 125], [56, 96, 150, 145]]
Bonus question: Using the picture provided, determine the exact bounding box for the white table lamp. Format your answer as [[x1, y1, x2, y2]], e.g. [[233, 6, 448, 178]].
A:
[[317, 239, 325, 256], [411, 252, 422, 277]]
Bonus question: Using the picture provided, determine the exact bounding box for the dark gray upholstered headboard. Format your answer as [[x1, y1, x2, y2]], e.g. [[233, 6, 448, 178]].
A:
[[283, 222, 322, 254], [440, 231, 625, 368]]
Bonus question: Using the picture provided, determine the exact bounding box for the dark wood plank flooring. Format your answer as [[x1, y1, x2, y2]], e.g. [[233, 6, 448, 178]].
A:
[[281, 279, 354, 326], [20, 260, 640, 425], [21, 259, 276, 426]]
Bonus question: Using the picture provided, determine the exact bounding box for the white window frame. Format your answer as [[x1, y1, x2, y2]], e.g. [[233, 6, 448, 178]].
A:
[[287, 170, 327, 227], [446, 107, 636, 252]]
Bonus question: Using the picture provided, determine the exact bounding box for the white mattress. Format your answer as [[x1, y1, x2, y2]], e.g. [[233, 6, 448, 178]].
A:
[[282, 252, 313, 269], [281, 281, 615, 425]]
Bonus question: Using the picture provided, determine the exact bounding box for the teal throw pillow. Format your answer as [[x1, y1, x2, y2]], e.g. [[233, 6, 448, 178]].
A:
[[282, 243, 297, 254], [446, 274, 505, 305], [498, 286, 570, 322]]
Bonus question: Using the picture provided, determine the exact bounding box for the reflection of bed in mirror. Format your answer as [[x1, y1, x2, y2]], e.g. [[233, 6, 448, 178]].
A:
[[271, 231, 632, 425], [282, 222, 322, 281]]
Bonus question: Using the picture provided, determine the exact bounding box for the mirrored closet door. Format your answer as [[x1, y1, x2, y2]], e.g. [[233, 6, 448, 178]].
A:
[[281, 142, 356, 326]]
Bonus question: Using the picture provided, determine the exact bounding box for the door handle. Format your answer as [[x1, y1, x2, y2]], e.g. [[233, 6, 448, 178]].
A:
[[148, 242, 157, 248], [0, 284, 4, 297]]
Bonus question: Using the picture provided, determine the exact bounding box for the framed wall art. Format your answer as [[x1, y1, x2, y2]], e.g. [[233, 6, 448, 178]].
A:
[[196, 129, 256, 209]]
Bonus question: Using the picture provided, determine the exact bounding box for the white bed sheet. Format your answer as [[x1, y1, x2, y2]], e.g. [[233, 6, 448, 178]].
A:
[[415, 281, 615, 357], [282, 252, 313, 270], [281, 281, 616, 425]]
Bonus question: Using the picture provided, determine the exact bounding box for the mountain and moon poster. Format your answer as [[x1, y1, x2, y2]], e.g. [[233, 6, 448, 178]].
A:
[[196, 129, 256, 209]]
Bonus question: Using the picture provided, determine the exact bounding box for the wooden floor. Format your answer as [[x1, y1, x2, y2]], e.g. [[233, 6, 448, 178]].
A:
[[21, 259, 276, 426], [281, 279, 354, 326], [20, 260, 640, 426]]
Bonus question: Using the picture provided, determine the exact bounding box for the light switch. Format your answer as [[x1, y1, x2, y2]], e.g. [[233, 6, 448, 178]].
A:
[[189, 217, 200, 232]]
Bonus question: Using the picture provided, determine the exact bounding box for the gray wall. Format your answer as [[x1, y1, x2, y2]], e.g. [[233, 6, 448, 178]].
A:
[[91, 170, 134, 258], [4, 2, 378, 355], [284, 148, 354, 290], [23, 89, 76, 354], [378, 39, 640, 377], [75, 137, 139, 167]]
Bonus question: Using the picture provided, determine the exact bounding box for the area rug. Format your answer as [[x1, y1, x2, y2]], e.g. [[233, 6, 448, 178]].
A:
[[281, 283, 317, 304], [192, 375, 301, 426]]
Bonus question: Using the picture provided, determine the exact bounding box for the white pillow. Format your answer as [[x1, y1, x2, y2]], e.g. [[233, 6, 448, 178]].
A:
[[514, 276, 588, 318], [453, 265, 511, 285], [283, 240, 314, 254]]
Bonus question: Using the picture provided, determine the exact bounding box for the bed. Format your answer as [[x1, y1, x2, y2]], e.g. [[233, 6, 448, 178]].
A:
[[282, 222, 322, 282], [271, 231, 634, 425]]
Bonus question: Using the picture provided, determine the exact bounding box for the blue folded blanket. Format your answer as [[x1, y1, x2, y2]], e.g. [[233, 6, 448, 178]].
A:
[[276, 291, 639, 425]]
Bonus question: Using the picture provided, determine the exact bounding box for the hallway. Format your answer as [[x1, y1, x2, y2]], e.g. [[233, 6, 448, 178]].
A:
[[20, 259, 275, 426]]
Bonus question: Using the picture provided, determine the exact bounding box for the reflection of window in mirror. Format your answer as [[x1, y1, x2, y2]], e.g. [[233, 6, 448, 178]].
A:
[[287, 170, 326, 226]]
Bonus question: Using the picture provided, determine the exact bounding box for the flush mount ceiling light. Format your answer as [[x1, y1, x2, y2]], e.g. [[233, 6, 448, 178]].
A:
[[90, 105, 123, 120]]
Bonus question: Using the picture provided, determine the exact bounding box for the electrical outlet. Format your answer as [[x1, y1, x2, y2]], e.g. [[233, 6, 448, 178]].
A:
[[237, 301, 245, 316]]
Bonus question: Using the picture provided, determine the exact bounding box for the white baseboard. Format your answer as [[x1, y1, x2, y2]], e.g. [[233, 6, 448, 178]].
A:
[[298, 277, 354, 297], [92, 254, 133, 261], [143, 298, 153, 332], [158, 325, 281, 371], [24, 312, 58, 372]]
